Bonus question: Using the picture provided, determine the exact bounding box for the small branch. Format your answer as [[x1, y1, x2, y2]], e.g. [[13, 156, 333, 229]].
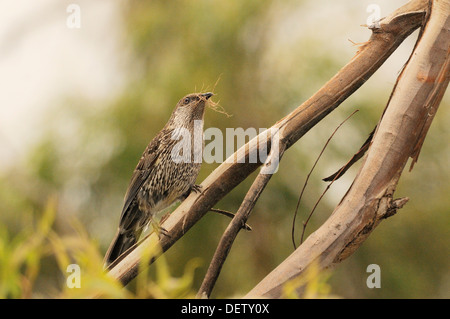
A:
[[292, 110, 359, 249], [209, 208, 252, 231], [197, 140, 287, 299]]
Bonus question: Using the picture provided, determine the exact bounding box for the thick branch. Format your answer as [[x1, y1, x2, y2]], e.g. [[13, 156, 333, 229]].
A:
[[245, 0, 449, 298], [105, 0, 428, 287]]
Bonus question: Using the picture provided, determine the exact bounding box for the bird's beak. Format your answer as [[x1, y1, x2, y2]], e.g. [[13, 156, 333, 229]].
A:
[[202, 92, 214, 100]]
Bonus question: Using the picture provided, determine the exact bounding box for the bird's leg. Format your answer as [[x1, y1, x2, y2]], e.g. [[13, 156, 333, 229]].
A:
[[180, 184, 203, 200], [150, 218, 171, 239], [158, 184, 203, 236]]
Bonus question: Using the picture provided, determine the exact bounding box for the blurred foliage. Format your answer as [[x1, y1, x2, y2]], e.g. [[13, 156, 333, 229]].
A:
[[282, 261, 335, 299], [0, 197, 201, 298], [0, 198, 55, 298], [1, 0, 448, 298]]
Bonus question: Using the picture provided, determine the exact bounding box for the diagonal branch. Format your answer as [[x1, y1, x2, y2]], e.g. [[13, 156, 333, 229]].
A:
[[104, 0, 428, 288]]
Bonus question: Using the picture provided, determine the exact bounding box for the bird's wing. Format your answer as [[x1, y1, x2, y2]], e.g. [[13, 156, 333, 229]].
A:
[[119, 129, 167, 227]]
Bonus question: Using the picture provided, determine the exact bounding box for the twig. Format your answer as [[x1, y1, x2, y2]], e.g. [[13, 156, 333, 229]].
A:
[[209, 208, 252, 231], [299, 159, 347, 244], [291, 110, 359, 249], [322, 128, 375, 182]]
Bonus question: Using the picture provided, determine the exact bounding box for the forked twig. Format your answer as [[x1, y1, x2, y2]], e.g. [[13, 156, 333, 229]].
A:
[[291, 110, 359, 249]]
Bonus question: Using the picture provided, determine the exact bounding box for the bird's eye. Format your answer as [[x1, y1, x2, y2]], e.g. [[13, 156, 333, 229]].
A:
[[184, 97, 190, 104]]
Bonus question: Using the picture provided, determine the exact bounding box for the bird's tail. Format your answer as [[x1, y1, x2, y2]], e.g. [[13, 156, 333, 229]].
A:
[[103, 229, 138, 268]]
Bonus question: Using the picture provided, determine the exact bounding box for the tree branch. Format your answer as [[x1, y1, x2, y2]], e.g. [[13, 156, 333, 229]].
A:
[[245, 0, 449, 298]]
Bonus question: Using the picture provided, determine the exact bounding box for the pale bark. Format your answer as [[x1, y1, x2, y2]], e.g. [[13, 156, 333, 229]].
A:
[[245, 0, 449, 298]]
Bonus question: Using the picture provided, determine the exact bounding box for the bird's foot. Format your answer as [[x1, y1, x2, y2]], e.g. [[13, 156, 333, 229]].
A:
[[151, 219, 171, 239], [191, 184, 202, 194], [180, 184, 203, 200]]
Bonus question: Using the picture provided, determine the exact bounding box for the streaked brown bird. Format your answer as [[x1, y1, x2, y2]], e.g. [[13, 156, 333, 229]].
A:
[[104, 92, 213, 267]]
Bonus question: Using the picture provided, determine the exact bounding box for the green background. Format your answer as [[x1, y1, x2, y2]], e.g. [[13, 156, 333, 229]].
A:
[[1, 0, 448, 298]]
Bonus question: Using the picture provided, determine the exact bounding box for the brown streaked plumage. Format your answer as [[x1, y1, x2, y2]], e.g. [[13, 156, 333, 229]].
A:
[[104, 92, 213, 267]]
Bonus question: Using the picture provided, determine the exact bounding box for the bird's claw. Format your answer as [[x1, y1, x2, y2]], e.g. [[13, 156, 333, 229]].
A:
[[191, 184, 202, 193]]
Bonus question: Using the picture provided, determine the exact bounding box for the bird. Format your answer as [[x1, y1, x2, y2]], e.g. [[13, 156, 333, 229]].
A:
[[104, 92, 213, 267]]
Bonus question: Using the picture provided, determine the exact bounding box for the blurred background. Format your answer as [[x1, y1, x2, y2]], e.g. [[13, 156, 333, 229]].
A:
[[0, 0, 448, 298]]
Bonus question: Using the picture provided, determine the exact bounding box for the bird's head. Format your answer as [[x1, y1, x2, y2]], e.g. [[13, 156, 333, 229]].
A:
[[168, 92, 214, 129]]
